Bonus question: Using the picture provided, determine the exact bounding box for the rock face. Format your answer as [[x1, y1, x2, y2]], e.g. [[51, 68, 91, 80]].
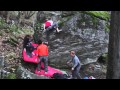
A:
[[16, 65, 50, 79], [37, 12, 109, 68]]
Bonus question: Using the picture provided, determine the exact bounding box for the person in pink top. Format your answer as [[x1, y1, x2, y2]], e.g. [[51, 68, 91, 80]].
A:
[[43, 17, 62, 42], [43, 17, 62, 33]]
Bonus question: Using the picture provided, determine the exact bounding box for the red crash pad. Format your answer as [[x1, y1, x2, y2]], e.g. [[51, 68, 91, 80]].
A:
[[35, 63, 63, 78]]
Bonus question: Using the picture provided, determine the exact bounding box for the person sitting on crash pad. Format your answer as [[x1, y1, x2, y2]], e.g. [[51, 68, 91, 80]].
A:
[[23, 35, 35, 57]]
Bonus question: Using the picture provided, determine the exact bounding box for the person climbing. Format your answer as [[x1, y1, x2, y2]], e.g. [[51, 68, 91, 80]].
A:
[[37, 39, 49, 74], [67, 50, 81, 79], [43, 17, 62, 33], [23, 35, 35, 57], [43, 17, 62, 42]]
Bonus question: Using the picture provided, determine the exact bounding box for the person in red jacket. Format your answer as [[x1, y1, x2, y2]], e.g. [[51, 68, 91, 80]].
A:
[[37, 39, 49, 74]]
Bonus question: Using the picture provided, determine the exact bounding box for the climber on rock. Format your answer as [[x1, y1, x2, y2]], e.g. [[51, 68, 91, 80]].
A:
[[43, 17, 62, 42], [43, 17, 62, 33]]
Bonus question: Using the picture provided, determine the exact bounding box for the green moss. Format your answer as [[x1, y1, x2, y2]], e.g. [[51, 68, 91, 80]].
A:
[[4, 73, 16, 79], [81, 11, 110, 21], [9, 24, 18, 33], [102, 53, 108, 59], [0, 18, 8, 29], [105, 23, 110, 32], [91, 16, 99, 29], [58, 21, 64, 28]]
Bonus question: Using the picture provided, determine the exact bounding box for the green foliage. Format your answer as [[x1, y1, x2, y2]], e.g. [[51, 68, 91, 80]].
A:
[[103, 53, 108, 64], [81, 11, 110, 21], [22, 28, 34, 35], [7, 35, 19, 47], [0, 18, 7, 29], [34, 22, 43, 31], [9, 24, 18, 33], [80, 11, 110, 32], [0, 18, 5, 26], [4, 73, 16, 79], [33, 22, 43, 43], [92, 16, 99, 29], [102, 53, 108, 59], [58, 20, 64, 28], [105, 23, 110, 32]]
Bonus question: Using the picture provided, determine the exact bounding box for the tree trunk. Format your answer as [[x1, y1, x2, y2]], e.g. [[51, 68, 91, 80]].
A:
[[106, 11, 120, 79]]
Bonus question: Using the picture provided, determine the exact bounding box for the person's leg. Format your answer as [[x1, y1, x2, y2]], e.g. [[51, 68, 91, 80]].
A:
[[29, 45, 35, 53], [52, 22, 58, 28], [51, 22, 58, 32], [76, 64, 81, 79], [26, 47, 32, 57], [37, 57, 41, 71], [46, 26, 53, 32], [45, 27, 54, 42], [43, 56, 48, 72], [72, 69, 76, 79], [52, 22, 62, 33], [43, 27, 50, 42]]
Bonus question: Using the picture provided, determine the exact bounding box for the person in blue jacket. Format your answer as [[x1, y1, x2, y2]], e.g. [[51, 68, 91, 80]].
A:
[[67, 50, 81, 79]]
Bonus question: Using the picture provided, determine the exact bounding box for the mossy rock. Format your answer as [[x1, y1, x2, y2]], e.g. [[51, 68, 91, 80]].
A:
[[4, 73, 16, 79]]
